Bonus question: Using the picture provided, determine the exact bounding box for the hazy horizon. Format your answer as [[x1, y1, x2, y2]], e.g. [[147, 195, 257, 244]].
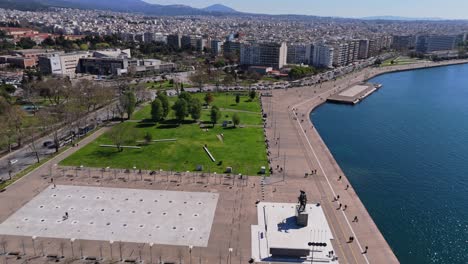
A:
[[144, 0, 468, 19]]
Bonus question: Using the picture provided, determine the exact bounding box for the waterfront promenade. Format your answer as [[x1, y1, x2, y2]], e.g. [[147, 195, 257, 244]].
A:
[[262, 59, 468, 263]]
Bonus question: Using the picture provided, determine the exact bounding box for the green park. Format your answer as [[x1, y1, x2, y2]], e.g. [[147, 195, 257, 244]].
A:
[[60, 91, 269, 176]]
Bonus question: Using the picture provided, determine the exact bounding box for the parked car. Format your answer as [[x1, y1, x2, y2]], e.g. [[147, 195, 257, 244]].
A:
[[43, 141, 54, 147]]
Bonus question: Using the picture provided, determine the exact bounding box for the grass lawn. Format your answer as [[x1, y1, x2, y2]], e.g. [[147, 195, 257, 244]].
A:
[[381, 56, 429, 67], [141, 81, 192, 90], [132, 92, 262, 121], [61, 92, 268, 176]]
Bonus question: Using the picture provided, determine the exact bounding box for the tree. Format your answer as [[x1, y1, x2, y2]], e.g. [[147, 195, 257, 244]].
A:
[[79, 44, 89, 50], [204, 92, 214, 107], [17, 37, 36, 49], [172, 98, 188, 123], [288, 66, 315, 80], [119, 91, 136, 120], [151, 98, 164, 122], [213, 59, 226, 68], [190, 68, 208, 92], [235, 94, 240, 104], [156, 91, 169, 119], [5, 105, 25, 148], [108, 125, 136, 152], [249, 90, 256, 100], [232, 113, 240, 128], [144, 132, 153, 144], [189, 98, 202, 120], [178, 91, 192, 103], [210, 106, 221, 127], [222, 74, 234, 88]]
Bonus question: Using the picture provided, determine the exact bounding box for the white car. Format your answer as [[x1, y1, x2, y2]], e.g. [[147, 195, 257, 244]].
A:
[[8, 159, 18, 165]]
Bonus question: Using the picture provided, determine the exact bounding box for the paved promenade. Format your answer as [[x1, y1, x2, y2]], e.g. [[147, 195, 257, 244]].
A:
[[0, 60, 466, 263], [262, 59, 468, 263]]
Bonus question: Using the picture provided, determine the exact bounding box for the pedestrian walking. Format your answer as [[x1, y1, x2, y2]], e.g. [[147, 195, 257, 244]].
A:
[[363, 246, 368, 254], [345, 184, 349, 190], [338, 175, 342, 181], [343, 205, 347, 211], [353, 216, 358, 222]]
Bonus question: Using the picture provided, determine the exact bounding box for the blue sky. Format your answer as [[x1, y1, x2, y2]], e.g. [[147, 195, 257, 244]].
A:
[[144, 0, 468, 19]]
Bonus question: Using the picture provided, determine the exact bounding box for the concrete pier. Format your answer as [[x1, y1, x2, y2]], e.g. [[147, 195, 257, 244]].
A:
[[327, 82, 381, 104]]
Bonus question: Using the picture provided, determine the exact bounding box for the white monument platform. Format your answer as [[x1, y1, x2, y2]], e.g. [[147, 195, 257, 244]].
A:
[[251, 202, 338, 263], [0, 185, 219, 247]]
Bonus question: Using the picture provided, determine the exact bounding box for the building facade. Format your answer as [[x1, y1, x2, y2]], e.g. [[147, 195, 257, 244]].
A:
[[240, 42, 287, 69]]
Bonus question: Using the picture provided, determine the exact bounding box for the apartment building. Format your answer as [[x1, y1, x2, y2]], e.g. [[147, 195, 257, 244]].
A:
[[240, 42, 287, 69]]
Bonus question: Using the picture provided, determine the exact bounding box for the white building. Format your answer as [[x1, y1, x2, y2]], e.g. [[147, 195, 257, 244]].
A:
[[39, 52, 91, 77], [312, 43, 334, 68]]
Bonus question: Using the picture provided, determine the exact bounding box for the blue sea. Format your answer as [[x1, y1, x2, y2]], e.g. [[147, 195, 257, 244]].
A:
[[312, 64, 468, 264]]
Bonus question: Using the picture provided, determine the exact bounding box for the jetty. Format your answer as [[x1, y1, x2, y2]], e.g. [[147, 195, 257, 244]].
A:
[[327, 82, 382, 104]]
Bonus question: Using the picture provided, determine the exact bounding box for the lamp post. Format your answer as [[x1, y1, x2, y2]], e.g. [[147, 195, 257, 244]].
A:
[[70, 238, 75, 258], [189, 245, 193, 264], [32, 236, 37, 256], [109, 240, 113, 260], [149, 243, 153, 264], [228, 248, 233, 264]]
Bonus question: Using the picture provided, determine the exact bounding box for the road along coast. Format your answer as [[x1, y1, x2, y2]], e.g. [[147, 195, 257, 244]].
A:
[[262, 59, 468, 263]]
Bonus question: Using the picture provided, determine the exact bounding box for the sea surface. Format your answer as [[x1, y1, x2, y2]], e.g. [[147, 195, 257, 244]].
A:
[[312, 64, 468, 264]]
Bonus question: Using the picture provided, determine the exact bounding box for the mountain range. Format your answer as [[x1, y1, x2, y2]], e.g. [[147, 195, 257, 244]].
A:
[[0, 0, 455, 21], [0, 0, 242, 16]]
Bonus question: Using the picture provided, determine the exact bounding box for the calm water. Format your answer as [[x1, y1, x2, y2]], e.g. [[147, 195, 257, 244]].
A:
[[312, 64, 468, 264]]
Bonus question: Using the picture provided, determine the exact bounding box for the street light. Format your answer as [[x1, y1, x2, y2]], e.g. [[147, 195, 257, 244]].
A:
[[32, 236, 37, 256], [149, 243, 153, 264], [70, 238, 75, 258], [228, 248, 233, 264], [109, 240, 114, 260], [188, 245, 193, 264]]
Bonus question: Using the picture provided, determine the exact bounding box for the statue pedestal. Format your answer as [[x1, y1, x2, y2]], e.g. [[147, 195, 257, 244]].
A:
[[296, 205, 309, 227]]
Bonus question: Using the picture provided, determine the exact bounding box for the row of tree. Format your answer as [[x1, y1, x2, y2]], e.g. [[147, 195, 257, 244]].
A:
[[0, 78, 117, 160]]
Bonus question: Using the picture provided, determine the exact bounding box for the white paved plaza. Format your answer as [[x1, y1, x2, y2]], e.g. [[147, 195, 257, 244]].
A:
[[0, 185, 219, 247]]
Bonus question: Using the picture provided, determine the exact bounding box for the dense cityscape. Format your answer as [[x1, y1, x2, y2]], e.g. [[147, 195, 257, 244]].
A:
[[0, 1, 467, 264]]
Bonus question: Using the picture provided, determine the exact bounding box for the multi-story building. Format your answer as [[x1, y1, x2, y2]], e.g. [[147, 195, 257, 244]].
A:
[[211, 40, 223, 56], [240, 42, 287, 69], [358, 39, 370, 59], [287, 43, 309, 65], [167, 34, 182, 49], [223, 40, 241, 56], [39, 52, 91, 76], [347, 40, 360, 63], [415, 35, 458, 53], [392, 35, 416, 51], [332, 43, 349, 67], [79, 57, 129, 75], [311, 43, 334, 68]]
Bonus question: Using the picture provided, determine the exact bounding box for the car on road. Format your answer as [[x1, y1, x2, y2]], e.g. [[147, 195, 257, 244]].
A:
[[43, 141, 54, 147], [8, 159, 18, 165]]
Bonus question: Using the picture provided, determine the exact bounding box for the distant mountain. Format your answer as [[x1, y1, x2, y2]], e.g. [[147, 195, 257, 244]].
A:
[[361, 16, 444, 21], [202, 4, 239, 14], [0, 0, 215, 16]]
